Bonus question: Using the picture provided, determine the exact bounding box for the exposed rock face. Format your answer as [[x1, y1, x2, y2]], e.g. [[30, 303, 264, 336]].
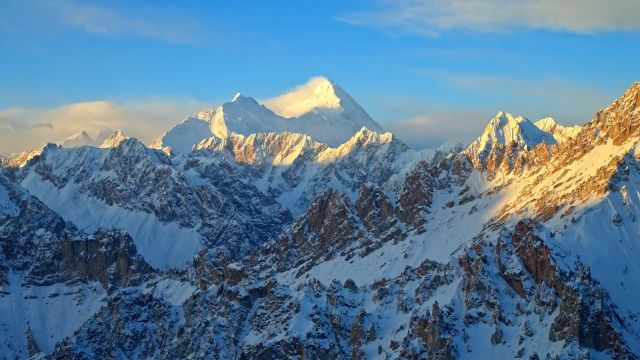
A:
[[456, 220, 637, 359], [506, 220, 633, 359], [16, 138, 292, 263], [19, 218, 640, 360], [194, 131, 327, 166], [0, 174, 72, 243], [0, 172, 76, 285], [253, 190, 359, 275], [0, 150, 41, 168], [401, 302, 457, 359], [47, 288, 179, 359], [191, 126, 430, 216], [396, 160, 434, 230], [27, 229, 153, 288], [356, 184, 402, 241], [593, 82, 640, 145]]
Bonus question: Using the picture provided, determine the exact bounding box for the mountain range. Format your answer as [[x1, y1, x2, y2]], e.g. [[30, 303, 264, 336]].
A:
[[1, 77, 639, 359]]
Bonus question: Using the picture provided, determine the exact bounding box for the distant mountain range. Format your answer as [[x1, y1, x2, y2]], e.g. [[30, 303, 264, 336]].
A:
[[1, 78, 639, 359]]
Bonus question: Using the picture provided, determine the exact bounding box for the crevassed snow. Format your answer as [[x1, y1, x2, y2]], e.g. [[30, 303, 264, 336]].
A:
[[21, 173, 202, 269]]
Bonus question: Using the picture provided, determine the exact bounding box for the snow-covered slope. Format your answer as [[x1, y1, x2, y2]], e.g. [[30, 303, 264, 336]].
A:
[[152, 117, 213, 155], [534, 117, 581, 143]]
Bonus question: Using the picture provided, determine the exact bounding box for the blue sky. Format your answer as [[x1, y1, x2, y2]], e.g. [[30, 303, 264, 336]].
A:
[[1, 0, 639, 152]]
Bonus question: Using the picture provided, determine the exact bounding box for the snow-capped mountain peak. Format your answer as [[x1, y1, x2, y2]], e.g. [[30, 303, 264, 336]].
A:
[[534, 117, 581, 143], [534, 116, 559, 129], [59, 131, 94, 147], [263, 76, 348, 117], [437, 138, 465, 154], [151, 117, 212, 155], [464, 111, 557, 171], [99, 130, 129, 148], [231, 92, 244, 102], [153, 77, 384, 154], [343, 126, 393, 147], [468, 111, 554, 150]]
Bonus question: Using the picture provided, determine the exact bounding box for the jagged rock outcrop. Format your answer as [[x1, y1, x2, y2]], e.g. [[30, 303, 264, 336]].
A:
[[396, 160, 435, 231], [26, 229, 153, 288]]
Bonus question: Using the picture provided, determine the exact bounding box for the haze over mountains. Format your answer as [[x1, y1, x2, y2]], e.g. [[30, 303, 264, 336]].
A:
[[1, 78, 640, 359]]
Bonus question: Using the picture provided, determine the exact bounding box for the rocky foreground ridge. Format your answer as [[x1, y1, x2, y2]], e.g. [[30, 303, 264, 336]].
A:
[[0, 81, 639, 359]]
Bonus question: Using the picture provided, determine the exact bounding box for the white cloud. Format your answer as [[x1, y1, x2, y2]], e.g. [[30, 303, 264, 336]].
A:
[[0, 98, 209, 156], [0, 0, 199, 43], [338, 0, 640, 35]]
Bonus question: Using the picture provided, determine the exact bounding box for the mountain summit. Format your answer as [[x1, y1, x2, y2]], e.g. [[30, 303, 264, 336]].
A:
[[464, 111, 557, 169], [263, 76, 381, 132], [153, 77, 383, 154]]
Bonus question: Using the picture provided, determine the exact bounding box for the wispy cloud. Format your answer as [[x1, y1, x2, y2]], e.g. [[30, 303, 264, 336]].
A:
[[383, 109, 493, 149], [424, 71, 614, 120], [0, 0, 200, 43], [338, 0, 640, 36], [0, 98, 209, 156]]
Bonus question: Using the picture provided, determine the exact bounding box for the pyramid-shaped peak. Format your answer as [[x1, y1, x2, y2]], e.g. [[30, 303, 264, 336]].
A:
[[262, 76, 355, 118], [230, 92, 260, 103], [469, 111, 556, 154], [99, 130, 129, 148], [228, 92, 260, 105]]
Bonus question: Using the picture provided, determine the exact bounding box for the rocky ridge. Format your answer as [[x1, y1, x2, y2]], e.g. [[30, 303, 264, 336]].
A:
[[0, 81, 639, 358]]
